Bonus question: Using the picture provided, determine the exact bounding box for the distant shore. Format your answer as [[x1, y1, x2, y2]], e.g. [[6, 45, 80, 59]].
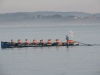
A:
[[0, 12, 100, 25]]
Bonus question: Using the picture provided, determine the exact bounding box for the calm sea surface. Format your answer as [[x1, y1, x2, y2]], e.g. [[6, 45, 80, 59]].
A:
[[0, 24, 100, 75]]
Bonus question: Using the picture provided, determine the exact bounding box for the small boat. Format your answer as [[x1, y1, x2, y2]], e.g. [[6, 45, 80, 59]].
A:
[[1, 41, 79, 48]]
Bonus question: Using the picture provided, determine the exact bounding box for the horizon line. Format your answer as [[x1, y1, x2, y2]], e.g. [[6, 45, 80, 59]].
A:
[[0, 11, 100, 14]]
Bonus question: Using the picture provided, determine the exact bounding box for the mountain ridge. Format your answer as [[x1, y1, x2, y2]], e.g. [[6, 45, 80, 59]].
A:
[[0, 11, 100, 25], [0, 11, 100, 17]]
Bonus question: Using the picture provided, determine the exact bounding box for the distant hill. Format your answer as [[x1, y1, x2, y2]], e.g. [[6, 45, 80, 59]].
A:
[[0, 11, 100, 25], [0, 11, 93, 17], [0, 11, 98, 20]]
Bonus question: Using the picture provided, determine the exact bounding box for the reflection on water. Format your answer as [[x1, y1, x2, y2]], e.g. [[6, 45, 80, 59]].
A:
[[0, 46, 100, 75], [1, 46, 71, 51]]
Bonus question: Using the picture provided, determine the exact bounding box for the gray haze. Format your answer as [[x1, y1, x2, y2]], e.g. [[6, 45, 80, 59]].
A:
[[0, 0, 100, 13]]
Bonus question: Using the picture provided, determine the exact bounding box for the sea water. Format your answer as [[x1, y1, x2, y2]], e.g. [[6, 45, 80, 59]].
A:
[[0, 24, 100, 75]]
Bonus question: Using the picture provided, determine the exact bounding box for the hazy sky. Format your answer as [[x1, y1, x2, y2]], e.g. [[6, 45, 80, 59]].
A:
[[0, 0, 100, 13]]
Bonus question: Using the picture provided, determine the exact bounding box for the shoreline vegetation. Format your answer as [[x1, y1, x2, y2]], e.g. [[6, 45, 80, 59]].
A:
[[0, 11, 100, 25]]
